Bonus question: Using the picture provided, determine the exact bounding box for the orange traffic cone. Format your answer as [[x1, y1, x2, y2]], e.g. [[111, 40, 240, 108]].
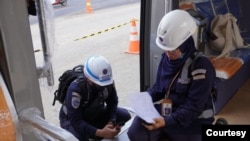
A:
[[86, 0, 93, 13], [125, 19, 139, 54]]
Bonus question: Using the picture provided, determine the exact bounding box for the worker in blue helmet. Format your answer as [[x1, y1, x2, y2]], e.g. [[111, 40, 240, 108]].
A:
[[59, 55, 131, 141]]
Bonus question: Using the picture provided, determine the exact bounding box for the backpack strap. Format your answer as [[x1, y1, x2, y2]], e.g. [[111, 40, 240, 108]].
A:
[[75, 76, 90, 106], [190, 51, 204, 70]]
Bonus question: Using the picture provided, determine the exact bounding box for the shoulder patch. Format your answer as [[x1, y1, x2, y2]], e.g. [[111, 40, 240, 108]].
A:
[[71, 95, 81, 109]]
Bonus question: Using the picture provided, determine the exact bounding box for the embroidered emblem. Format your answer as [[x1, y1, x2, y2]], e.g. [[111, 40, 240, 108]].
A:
[[72, 96, 80, 109], [103, 69, 108, 74]]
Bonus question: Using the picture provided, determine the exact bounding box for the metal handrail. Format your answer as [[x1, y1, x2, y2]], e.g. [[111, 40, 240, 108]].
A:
[[19, 107, 78, 141]]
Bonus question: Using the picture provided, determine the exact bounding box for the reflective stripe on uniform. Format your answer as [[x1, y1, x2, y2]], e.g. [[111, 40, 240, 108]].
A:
[[191, 69, 206, 76], [198, 109, 214, 119], [178, 58, 193, 84], [191, 69, 206, 80], [72, 92, 81, 98], [193, 74, 206, 80]]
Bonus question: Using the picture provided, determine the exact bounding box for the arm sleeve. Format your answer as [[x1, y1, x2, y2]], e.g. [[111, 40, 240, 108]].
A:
[[105, 84, 118, 121], [148, 84, 165, 102], [65, 82, 97, 136]]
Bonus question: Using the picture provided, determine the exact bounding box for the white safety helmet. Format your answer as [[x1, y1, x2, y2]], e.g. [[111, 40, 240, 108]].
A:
[[156, 9, 197, 51], [84, 55, 113, 86]]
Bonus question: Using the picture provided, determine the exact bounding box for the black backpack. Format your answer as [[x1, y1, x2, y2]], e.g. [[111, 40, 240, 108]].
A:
[[52, 65, 85, 106]]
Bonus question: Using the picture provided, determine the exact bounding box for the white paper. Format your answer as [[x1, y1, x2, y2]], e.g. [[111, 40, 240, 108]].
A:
[[129, 92, 161, 123]]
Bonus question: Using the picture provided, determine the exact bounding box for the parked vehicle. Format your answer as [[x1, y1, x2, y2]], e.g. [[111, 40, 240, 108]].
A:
[[52, 0, 67, 6]]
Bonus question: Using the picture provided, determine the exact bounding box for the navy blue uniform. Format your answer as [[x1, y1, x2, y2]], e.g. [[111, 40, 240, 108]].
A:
[[59, 77, 131, 141], [128, 37, 216, 141]]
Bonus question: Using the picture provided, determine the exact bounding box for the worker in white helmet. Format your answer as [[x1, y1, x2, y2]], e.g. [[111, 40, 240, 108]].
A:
[[127, 9, 216, 141], [59, 55, 131, 141]]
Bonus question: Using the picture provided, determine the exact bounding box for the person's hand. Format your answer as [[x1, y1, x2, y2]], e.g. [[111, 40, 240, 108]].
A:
[[96, 124, 120, 139], [142, 117, 165, 130]]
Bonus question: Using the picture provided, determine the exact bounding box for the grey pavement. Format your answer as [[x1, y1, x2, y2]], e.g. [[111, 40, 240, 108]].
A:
[[33, 2, 141, 126]]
